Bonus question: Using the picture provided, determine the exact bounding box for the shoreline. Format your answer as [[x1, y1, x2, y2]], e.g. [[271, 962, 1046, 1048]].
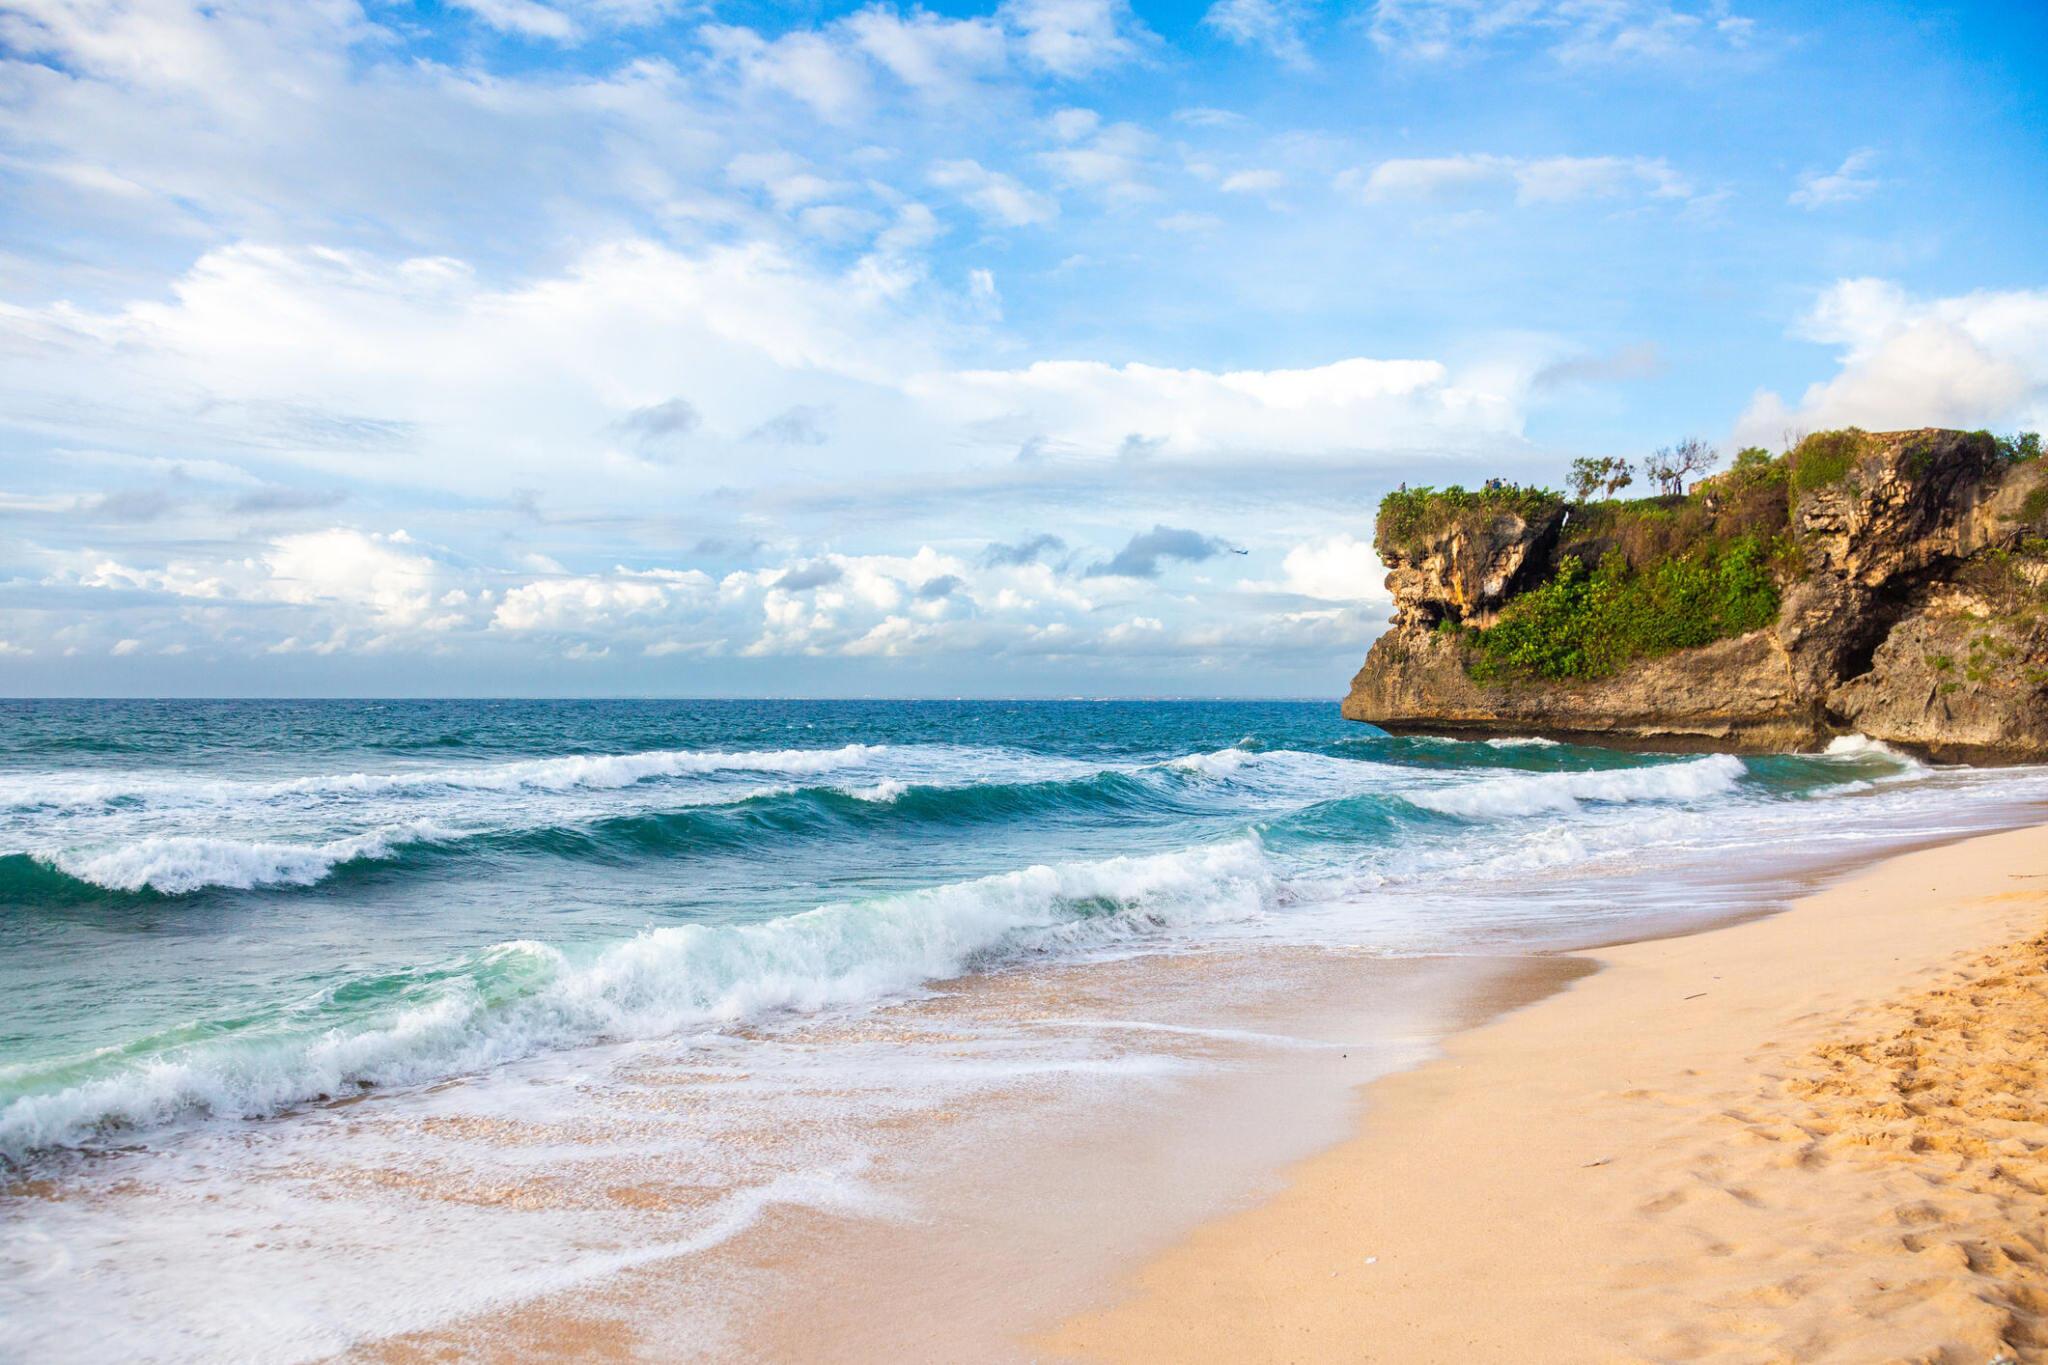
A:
[[12, 786, 2041, 1362], [344, 810, 2048, 1364], [1042, 821, 2048, 1363]]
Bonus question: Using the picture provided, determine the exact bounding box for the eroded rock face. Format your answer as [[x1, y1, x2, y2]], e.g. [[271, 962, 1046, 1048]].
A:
[[1345, 626, 1815, 753], [1344, 431, 2048, 761], [1828, 572, 2048, 762], [1382, 506, 1565, 629]]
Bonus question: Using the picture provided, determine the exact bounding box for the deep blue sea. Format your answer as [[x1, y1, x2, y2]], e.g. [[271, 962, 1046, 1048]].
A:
[[4, 699, 2048, 1360]]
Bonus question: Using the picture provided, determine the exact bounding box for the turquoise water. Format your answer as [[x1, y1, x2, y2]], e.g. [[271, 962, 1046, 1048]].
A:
[[3, 698, 2045, 1165]]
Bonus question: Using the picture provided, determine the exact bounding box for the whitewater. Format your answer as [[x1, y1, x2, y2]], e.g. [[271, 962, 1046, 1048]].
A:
[[4, 698, 2046, 1361]]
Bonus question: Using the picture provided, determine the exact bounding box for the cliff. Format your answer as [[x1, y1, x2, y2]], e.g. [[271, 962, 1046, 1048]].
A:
[[1343, 429, 2048, 761]]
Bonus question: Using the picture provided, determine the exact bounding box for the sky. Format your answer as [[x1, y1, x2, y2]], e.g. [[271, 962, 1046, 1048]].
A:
[[1, 0, 2044, 698]]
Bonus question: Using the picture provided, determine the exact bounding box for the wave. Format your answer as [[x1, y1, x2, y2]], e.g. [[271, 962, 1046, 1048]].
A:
[[0, 839, 1277, 1160], [0, 743, 903, 814], [1169, 747, 1256, 778], [16, 822, 451, 895], [0, 747, 1397, 898], [1, 767, 1183, 897], [1821, 733, 1929, 776], [1407, 753, 1748, 819]]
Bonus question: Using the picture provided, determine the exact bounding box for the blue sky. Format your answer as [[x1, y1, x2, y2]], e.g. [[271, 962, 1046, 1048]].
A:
[[1, 0, 2044, 696]]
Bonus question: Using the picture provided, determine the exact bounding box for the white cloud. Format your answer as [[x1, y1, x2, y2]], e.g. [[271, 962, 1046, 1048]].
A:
[[1368, 0, 1756, 64], [1340, 153, 1693, 205], [449, 0, 684, 42], [449, 0, 582, 42], [930, 159, 1059, 225], [699, 24, 874, 122], [1202, 0, 1313, 69], [1219, 168, 1285, 194], [0, 237, 956, 500], [1036, 122, 1154, 203], [1047, 107, 1102, 142], [264, 529, 453, 631], [843, 6, 1009, 99], [1789, 148, 1879, 209], [1272, 533, 1388, 602], [1173, 106, 1246, 128], [492, 568, 714, 631], [725, 152, 849, 211], [913, 355, 1523, 460], [998, 0, 1144, 77], [1737, 279, 2048, 442]]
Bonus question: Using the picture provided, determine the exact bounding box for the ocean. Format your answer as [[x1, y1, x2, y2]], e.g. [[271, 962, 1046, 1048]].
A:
[[3, 698, 2045, 1359]]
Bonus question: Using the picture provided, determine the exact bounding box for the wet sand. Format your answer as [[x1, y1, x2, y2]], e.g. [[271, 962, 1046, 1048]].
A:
[[351, 946, 1580, 1362], [1045, 823, 2048, 1363]]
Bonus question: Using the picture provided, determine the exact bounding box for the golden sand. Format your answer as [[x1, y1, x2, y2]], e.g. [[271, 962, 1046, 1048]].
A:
[[1044, 824, 2048, 1364]]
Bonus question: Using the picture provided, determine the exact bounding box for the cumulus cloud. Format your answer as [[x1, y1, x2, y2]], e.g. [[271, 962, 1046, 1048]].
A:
[[1270, 533, 1386, 603], [774, 560, 845, 591], [263, 529, 455, 632], [492, 567, 712, 631], [0, 237, 958, 500], [1736, 279, 2048, 443], [0, 0, 1593, 691]]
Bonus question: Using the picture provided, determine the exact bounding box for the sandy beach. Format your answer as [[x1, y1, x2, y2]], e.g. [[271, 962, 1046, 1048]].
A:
[[1045, 821, 2048, 1364]]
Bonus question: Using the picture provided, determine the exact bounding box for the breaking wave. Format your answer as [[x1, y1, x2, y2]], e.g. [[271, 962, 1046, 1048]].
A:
[[0, 839, 1277, 1159], [1407, 754, 1749, 819]]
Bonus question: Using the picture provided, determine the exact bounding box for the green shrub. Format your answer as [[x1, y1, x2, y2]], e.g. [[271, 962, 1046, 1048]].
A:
[[1374, 484, 1564, 554], [1465, 537, 1781, 681], [1787, 429, 1869, 494], [1996, 431, 2042, 464], [1555, 451, 1789, 572]]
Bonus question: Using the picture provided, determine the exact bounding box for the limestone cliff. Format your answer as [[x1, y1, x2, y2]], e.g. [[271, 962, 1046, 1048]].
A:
[[1343, 430, 2048, 761]]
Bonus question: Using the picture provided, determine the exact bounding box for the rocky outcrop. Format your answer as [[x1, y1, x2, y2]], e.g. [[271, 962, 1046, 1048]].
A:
[[1344, 430, 2048, 761], [1381, 502, 1564, 629]]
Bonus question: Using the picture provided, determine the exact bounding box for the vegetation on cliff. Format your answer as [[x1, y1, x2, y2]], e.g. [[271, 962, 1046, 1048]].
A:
[[1460, 539, 1780, 681], [1374, 483, 1563, 557], [1351, 426, 2048, 759], [1373, 427, 2037, 684]]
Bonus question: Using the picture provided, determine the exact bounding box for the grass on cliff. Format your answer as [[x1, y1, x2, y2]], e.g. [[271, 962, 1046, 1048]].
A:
[[1461, 537, 1783, 682], [1374, 483, 1564, 554], [1560, 446, 1794, 571]]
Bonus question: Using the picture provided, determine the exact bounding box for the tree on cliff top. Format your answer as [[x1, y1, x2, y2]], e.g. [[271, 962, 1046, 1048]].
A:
[[1567, 456, 1635, 501], [1644, 438, 1719, 496]]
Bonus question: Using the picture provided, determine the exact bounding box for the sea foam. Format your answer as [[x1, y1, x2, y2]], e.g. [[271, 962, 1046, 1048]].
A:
[[38, 822, 449, 894], [1409, 753, 1747, 819], [0, 837, 1276, 1159]]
